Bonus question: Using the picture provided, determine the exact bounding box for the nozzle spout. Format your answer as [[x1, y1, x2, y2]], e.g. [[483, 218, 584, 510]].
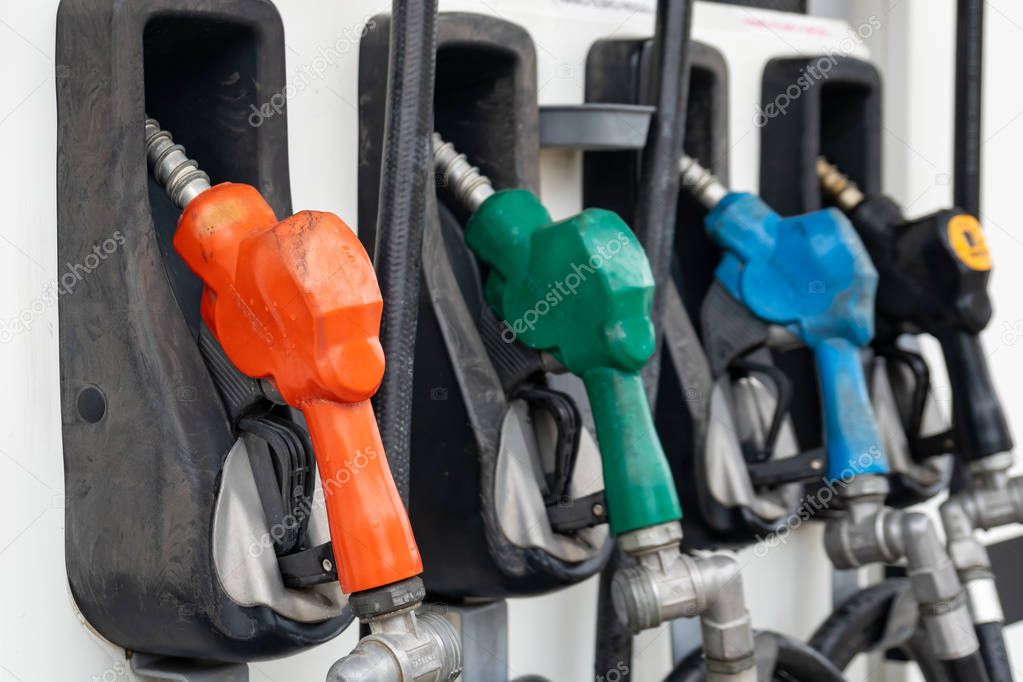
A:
[[144, 117, 211, 209], [816, 157, 865, 213], [679, 155, 728, 210], [431, 133, 495, 213]]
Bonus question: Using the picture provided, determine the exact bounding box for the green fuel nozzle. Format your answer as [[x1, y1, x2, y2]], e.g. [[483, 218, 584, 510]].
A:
[[430, 137, 756, 672], [432, 134, 681, 535]]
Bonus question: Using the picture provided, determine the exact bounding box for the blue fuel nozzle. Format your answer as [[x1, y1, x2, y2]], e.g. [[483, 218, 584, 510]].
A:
[[681, 155, 888, 483]]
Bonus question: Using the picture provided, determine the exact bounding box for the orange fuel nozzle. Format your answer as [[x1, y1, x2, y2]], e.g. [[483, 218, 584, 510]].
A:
[[146, 121, 422, 594]]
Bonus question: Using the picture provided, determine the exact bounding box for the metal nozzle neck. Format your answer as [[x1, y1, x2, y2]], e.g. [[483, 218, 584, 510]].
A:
[[431, 132, 495, 213], [145, 117, 211, 210], [816, 157, 865, 213], [678, 155, 728, 210]]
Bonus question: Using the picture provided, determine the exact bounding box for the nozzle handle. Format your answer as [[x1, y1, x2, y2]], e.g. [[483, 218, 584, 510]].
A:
[[173, 183, 423, 595], [301, 400, 423, 593], [938, 328, 1014, 462], [583, 368, 682, 534], [814, 337, 890, 481]]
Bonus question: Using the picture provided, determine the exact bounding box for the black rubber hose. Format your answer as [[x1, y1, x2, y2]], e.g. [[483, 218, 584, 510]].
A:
[[371, 0, 438, 504], [976, 621, 1014, 682], [594, 0, 693, 668], [632, 0, 694, 403], [938, 327, 1013, 463], [810, 578, 973, 682], [594, 546, 634, 681], [667, 630, 845, 682], [954, 0, 984, 216], [944, 652, 993, 682], [950, 13, 1014, 679]]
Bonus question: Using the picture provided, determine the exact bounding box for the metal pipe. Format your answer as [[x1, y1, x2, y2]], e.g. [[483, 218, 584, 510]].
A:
[[610, 522, 756, 682], [824, 477, 980, 662], [326, 609, 461, 682], [698, 554, 757, 682], [940, 473, 1023, 624]]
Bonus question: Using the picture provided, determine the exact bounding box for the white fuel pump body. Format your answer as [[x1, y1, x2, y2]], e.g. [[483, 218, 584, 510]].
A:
[[10, 2, 1022, 681]]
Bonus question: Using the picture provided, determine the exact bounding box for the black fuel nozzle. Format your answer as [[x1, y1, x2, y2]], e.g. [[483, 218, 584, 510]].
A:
[[818, 158, 1011, 466]]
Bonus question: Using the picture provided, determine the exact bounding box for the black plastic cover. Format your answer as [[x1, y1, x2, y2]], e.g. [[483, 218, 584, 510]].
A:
[[359, 12, 610, 600], [57, 0, 350, 662]]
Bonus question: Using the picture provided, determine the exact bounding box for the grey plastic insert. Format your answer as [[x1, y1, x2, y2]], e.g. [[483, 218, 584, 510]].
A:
[[212, 437, 346, 623]]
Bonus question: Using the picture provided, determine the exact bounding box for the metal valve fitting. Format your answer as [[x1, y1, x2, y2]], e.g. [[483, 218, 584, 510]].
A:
[[327, 609, 461, 682], [611, 522, 755, 682], [941, 456, 1023, 626], [825, 477, 980, 661]]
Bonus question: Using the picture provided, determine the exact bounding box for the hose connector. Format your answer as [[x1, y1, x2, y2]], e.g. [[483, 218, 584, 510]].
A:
[[328, 578, 461, 681], [611, 522, 695, 631], [144, 118, 211, 209], [940, 475, 1023, 626], [816, 157, 866, 213], [432, 133, 495, 213], [326, 609, 461, 682], [679, 155, 728, 210], [825, 489, 980, 661], [612, 522, 756, 682], [967, 452, 1014, 489]]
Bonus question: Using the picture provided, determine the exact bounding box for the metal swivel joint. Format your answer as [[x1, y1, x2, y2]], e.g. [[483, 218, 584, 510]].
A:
[[328, 580, 461, 682], [824, 477, 980, 661], [434, 134, 755, 682], [940, 457, 1023, 630], [146, 120, 460, 682], [611, 523, 756, 682], [680, 155, 980, 664]]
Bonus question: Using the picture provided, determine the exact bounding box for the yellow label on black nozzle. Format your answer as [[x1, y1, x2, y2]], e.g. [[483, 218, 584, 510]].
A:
[[948, 214, 992, 271]]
